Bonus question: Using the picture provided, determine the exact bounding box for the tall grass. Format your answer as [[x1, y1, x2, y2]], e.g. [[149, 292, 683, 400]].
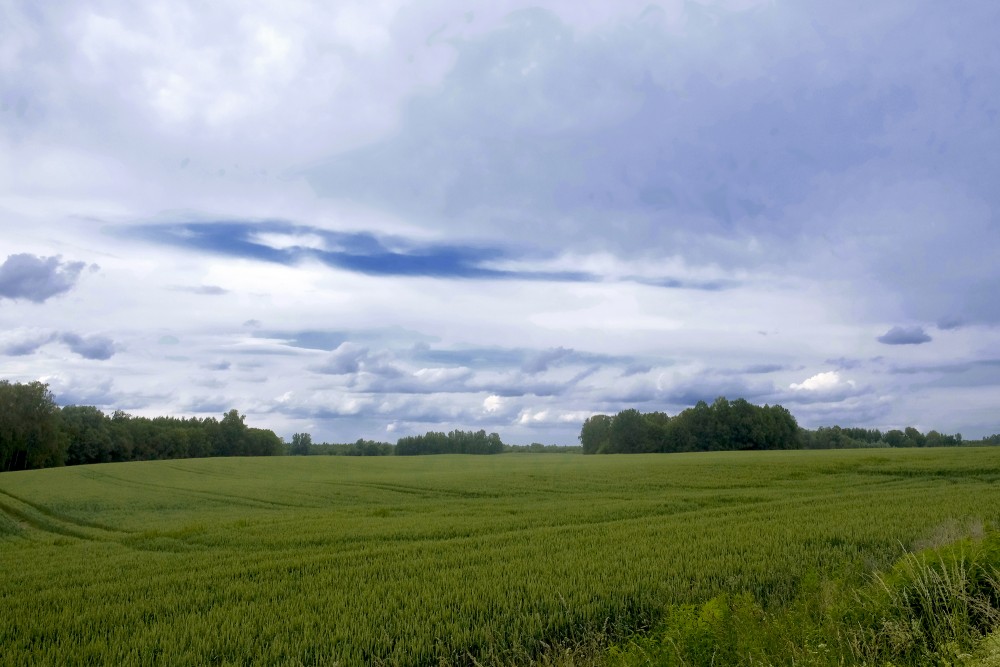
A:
[[848, 531, 1000, 665], [608, 528, 1000, 667]]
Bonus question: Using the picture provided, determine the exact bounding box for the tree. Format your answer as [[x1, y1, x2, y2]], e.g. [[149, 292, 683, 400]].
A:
[[60, 405, 113, 465], [609, 409, 651, 453], [0, 381, 66, 471], [904, 427, 926, 447], [883, 429, 907, 448], [107, 410, 134, 461], [215, 409, 248, 456], [291, 432, 312, 455], [644, 412, 671, 452], [579, 398, 802, 454], [579, 414, 612, 454], [247, 428, 284, 456]]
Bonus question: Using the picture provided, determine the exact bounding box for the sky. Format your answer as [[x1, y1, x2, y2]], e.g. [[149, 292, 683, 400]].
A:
[[1, 0, 998, 444]]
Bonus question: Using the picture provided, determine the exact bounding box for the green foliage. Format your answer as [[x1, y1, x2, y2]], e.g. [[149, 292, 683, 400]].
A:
[[0, 380, 65, 471], [3, 448, 1000, 664], [290, 432, 313, 455], [847, 531, 1000, 665], [60, 405, 113, 465], [506, 443, 582, 454], [584, 397, 799, 454], [580, 414, 612, 454], [583, 397, 968, 455], [299, 431, 507, 456], [304, 438, 396, 456], [1, 381, 283, 471], [396, 429, 504, 455], [609, 526, 1000, 667], [802, 425, 963, 450]]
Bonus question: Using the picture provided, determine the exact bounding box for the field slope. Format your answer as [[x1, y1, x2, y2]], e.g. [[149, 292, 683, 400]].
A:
[[2, 449, 1000, 665]]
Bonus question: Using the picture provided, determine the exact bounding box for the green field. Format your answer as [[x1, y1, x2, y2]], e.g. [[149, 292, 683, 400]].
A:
[[2, 449, 1000, 665]]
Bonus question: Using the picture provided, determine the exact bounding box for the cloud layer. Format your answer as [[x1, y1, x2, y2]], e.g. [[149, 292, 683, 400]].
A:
[[1, 0, 998, 442]]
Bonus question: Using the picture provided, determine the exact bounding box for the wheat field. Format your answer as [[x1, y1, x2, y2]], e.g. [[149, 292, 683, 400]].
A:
[[2, 448, 999, 665]]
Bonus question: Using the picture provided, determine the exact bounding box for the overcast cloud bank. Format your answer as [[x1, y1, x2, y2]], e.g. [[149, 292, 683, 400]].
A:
[[1, 0, 998, 442]]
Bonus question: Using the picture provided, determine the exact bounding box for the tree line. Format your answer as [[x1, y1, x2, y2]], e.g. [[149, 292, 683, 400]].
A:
[[288, 435, 581, 456], [4, 379, 992, 471], [0, 379, 512, 470], [579, 397, 975, 454], [289, 430, 508, 456], [580, 398, 800, 454], [799, 425, 963, 449], [396, 430, 504, 455], [289, 433, 397, 457], [1, 380, 282, 472]]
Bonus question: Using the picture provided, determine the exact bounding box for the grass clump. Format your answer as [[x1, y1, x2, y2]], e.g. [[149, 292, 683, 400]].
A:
[[848, 530, 1000, 665], [606, 588, 845, 666], [607, 529, 1000, 667]]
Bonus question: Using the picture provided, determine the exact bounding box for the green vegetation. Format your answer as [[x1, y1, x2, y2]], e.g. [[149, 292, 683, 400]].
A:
[[3, 448, 1000, 665], [607, 527, 1000, 666], [396, 429, 504, 455], [4, 379, 984, 473], [580, 398, 799, 453], [0, 380, 283, 471], [301, 439, 579, 456], [581, 397, 970, 454], [1, 381, 511, 469]]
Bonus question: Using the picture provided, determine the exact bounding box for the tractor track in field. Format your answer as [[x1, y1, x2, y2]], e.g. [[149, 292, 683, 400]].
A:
[[77, 469, 316, 510], [0, 488, 208, 552], [0, 488, 124, 542]]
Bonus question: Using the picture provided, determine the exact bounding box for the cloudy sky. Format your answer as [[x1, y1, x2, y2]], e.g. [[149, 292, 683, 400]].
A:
[[1, 0, 998, 444]]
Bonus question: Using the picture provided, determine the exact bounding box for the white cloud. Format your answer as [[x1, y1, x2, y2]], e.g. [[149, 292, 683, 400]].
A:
[[790, 371, 854, 393], [483, 394, 504, 413], [516, 407, 592, 425]]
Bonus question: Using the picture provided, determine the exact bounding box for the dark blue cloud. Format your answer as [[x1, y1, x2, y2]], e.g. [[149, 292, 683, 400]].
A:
[[877, 326, 932, 346], [0, 254, 88, 303], [631, 276, 736, 291], [127, 220, 592, 282], [125, 220, 738, 289], [59, 332, 117, 360], [2, 332, 56, 356]]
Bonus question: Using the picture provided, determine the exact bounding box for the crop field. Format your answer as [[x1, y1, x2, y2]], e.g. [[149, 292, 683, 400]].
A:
[[2, 448, 1000, 665]]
